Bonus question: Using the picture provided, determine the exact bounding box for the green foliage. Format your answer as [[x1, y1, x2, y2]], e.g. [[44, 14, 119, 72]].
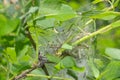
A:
[[90, 11, 120, 20], [62, 43, 73, 50], [105, 48, 120, 60], [0, 0, 120, 80], [92, 0, 104, 4], [67, 69, 78, 80], [88, 58, 100, 78], [4, 47, 17, 63], [55, 56, 76, 70], [55, 56, 85, 72], [99, 61, 120, 80], [0, 14, 19, 36], [36, 18, 55, 29], [46, 54, 61, 63], [39, 1, 77, 21], [111, 20, 120, 27]]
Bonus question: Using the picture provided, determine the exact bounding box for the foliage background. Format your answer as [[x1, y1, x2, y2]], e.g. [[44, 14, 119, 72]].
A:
[[0, 0, 120, 80]]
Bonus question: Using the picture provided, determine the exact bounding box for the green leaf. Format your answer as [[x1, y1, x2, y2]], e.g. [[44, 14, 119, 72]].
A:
[[111, 20, 120, 27], [17, 45, 29, 62], [92, 0, 103, 4], [67, 69, 78, 80], [100, 61, 120, 80], [29, 27, 56, 45], [15, 34, 29, 61], [0, 14, 19, 36], [82, 10, 103, 17], [28, 6, 39, 14], [62, 43, 72, 50], [55, 56, 84, 72], [55, 56, 76, 70], [94, 59, 104, 69], [115, 78, 120, 80], [113, 0, 120, 7], [46, 54, 61, 63], [72, 66, 85, 72], [88, 58, 100, 78], [39, 3, 76, 21], [11, 62, 31, 74], [105, 48, 120, 60], [49, 4, 76, 21], [20, 55, 31, 62], [90, 11, 120, 20], [5, 47, 17, 63], [36, 18, 55, 29]]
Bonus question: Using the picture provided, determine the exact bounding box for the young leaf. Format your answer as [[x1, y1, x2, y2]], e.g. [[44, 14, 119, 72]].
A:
[[72, 66, 85, 72], [20, 55, 31, 62], [90, 11, 120, 20], [111, 20, 120, 27], [55, 56, 84, 72], [36, 18, 55, 29], [113, 0, 120, 7], [92, 0, 103, 4], [62, 43, 73, 50], [46, 54, 61, 63], [39, 2, 77, 21], [15, 34, 30, 62], [55, 56, 76, 70], [88, 58, 100, 78], [28, 7, 38, 14], [114, 78, 120, 80], [100, 61, 120, 80], [82, 10, 103, 17], [67, 69, 78, 80], [5, 47, 17, 63], [94, 59, 104, 69], [0, 14, 19, 36], [49, 4, 76, 21], [105, 48, 120, 60]]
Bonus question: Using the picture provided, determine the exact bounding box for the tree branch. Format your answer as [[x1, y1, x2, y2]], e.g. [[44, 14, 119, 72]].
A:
[[72, 20, 120, 46], [12, 25, 50, 80], [12, 64, 38, 80], [26, 27, 36, 50]]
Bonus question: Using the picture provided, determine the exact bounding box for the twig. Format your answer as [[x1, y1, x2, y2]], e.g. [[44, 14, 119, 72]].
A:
[[26, 74, 72, 80], [26, 27, 50, 80], [12, 23, 50, 80], [12, 64, 38, 80], [72, 20, 120, 46], [26, 27, 36, 50]]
